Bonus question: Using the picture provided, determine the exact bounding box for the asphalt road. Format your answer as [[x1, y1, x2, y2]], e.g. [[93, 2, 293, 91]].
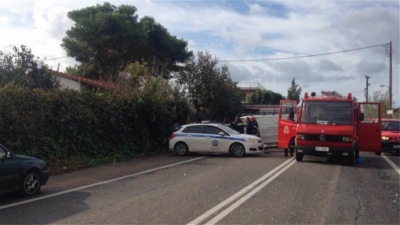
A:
[[0, 150, 399, 224]]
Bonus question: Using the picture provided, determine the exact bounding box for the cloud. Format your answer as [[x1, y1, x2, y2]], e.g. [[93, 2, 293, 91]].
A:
[[317, 59, 343, 72], [1, 0, 399, 106]]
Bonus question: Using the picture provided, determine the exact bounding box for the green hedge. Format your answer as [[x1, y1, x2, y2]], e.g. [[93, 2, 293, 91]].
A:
[[0, 84, 184, 161]]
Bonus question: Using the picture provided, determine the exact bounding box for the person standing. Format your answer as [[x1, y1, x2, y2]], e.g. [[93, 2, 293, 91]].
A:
[[250, 116, 260, 137], [246, 117, 254, 135], [231, 116, 244, 133]]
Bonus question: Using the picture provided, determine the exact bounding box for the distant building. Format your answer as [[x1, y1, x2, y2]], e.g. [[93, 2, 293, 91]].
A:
[[238, 83, 282, 115], [238, 83, 266, 103]]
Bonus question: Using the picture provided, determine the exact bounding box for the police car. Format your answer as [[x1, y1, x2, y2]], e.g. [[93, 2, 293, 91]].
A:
[[169, 123, 264, 157]]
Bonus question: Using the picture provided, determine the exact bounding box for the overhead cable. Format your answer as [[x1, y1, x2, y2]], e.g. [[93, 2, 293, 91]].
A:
[[219, 44, 387, 62]]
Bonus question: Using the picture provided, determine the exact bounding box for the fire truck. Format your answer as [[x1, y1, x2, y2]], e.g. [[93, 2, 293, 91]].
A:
[[278, 91, 382, 165]]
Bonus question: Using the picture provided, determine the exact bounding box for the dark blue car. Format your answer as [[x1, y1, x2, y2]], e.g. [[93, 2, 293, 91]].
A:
[[0, 144, 50, 196]]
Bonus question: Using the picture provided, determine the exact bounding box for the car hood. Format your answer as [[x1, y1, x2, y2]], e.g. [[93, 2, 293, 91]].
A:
[[381, 130, 400, 137], [15, 154, 44, 163], [237, 134, 261, 140]]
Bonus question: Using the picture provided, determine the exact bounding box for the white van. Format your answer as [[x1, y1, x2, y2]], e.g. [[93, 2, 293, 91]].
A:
[[241, 115, 279, 145]]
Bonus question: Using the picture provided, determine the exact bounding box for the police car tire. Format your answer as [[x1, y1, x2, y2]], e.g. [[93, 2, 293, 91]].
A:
[[174, 143, 188, 156], [231, 144, 245, 157]]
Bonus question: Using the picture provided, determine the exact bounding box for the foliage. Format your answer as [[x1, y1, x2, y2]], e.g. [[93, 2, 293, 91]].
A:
[[248, 89, 285, 105], [0, 83, 184, 162], [369, 90, 392, 118], [0, 45, 59, 90], [287, 78, 302, 103], [61, 2, 192, 79], [176, 51, 243, 121]]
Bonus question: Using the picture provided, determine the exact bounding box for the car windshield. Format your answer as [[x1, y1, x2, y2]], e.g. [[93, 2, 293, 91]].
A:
[[299, 101, 352, 125], [217, 124, 240, 135], [382, 121, 400, 131]]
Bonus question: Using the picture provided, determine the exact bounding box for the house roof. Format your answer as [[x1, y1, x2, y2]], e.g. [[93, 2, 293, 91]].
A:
[[46, 69, 116, 89]]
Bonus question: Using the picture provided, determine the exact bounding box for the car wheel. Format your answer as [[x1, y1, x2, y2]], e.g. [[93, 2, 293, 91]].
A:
[[175, 143, 188, 156], [375, 151, 382, 156], [20, 170, 41, 196], [231, 144, 245, 157], [295, 152, 303, 162]]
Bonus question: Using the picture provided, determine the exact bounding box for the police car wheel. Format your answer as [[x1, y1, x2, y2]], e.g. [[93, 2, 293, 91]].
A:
[[231, 144, 245, 157], [175, 143, 188, 156]]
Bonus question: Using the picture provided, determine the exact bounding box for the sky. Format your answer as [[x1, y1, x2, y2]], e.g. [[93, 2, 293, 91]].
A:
[[1, 0, 399, 107]]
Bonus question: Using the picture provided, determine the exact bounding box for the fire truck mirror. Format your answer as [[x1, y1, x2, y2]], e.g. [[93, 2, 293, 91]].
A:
[[359, 112, 365, 121]]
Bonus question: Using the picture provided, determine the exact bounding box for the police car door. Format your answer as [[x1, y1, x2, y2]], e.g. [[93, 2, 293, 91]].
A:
[[204, 125, 230, 153], [183, 125, 205, 151]]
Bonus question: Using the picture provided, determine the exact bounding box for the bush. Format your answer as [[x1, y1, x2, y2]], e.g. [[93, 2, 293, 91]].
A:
[[0, 84, 180, 162]]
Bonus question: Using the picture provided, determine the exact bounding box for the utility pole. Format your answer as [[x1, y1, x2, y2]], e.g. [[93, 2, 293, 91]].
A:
[[365, 75, 370, 102], [389, 41, 393, 118]]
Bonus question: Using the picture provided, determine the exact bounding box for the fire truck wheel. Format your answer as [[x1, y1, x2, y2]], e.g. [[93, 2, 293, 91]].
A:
[[375, 151, 381, 156], [347, 151, 356, 166], [295, 152, 303, 162]]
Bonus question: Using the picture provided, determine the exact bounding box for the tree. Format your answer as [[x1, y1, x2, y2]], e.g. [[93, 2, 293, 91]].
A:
[[62, 2, 192, 80], [287, 78, 302, 103], [0, 45, 59, 90], [248, 89, 285, 105], [176, 51, 243, 121], [370, 90, 391, 118]]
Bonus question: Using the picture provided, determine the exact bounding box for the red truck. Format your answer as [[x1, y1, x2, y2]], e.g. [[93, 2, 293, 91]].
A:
[[278, 91, 382, 165]]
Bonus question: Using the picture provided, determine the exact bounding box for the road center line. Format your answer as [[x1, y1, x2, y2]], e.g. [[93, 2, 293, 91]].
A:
[[382, 155, 400, 176], [205, 159, 296, 224], [0, 156, 206, 210], [188, 158, 295, 225]]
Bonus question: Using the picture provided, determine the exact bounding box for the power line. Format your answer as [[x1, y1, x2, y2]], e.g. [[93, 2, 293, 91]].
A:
[[332, 47, 383, 77], [219, 44, 386, 62]]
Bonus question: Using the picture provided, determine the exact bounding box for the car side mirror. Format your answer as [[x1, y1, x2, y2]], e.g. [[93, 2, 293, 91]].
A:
[[218, 132, 225, 136], [359, 113, 365, 121]]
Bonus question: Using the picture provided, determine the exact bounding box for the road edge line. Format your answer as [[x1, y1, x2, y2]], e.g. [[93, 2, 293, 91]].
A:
[[0, 156, 206, 210]]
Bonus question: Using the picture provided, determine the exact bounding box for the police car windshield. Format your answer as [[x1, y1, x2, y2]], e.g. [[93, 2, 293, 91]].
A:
[[218, 124, 240, 135], [300, 101, 352, 125]]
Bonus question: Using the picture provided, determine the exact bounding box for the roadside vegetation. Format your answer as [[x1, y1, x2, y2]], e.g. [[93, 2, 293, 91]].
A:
[[0, 2, 248, 175], [3, 2, 392, 175]]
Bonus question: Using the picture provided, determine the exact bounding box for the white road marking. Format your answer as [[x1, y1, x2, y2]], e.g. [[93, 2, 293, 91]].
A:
[[205, 160, 297, 224], [382, 155, 400, 176], [0, 157, 206, 210], [188, 158, 295, 225]]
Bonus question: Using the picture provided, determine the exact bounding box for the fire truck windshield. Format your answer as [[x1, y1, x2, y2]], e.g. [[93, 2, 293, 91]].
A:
[[300, 101, 352, 125]]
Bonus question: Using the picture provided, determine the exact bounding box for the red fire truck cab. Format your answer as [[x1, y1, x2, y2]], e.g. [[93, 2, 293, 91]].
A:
[[279, 91, 382, 165]]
